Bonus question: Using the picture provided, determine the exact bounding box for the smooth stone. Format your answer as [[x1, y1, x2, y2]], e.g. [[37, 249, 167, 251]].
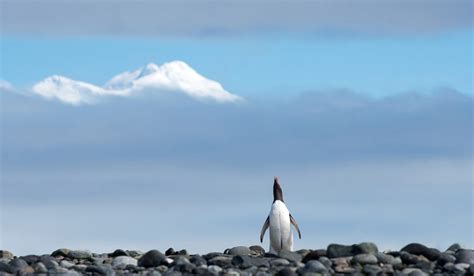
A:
[[208, 256, 233, 268], [33, 262, 48, 273], [276, 267, 297, 276], [299, 260, 327, 273], [400, 243, 440, 261], [9, 258, 28, 273], [165, 248, 176, 256], [375, 252, 400, 265], [190, 255, 207, 266], [302, 250, 326, 263], [455, 249, 474, 264], [436, 252, 456, 266], [414, 260, 433, 272], [172, 259, 195, 273], [363, 264, 382, 275], [381, 264, 394, 273], [67, 250, 92, 260], [204, 252, 228, 260], [231, 255, 269, 268], [126, 250, 143, 258], [0, 262, 13, 274], [43, 259, 59, 270], [0, 251, 13, 260], [249, 246, 265, 257], [270, 258, 290, 266], [192, 266, 207, 274], [138, 250, 166, 268], [60, 260, 75, 268], [446, 243, 461, 252], [279, 250, 302, 263], [352, 254, 378, 265], [317, 256, 331, 268], [85, 265, 107, 274], [327, 242, 378, 258], [402, 268, 428, 276], [51, 248, 70, 257], [208, 265, 223, 274], [112, 256, 138, 268], [334, 265, 355, 273], [20, 255, 39, 265], [109, 249, 129, 257], [229, 246, 251, 256], [400, 252, 419, 265], [454, 263, 469, 271], [332, 257, 351, 266], [19, 266, 35, 274]]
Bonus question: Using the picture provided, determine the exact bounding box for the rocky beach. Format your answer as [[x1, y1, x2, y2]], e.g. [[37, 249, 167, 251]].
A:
[[1, 243, 473, 275]]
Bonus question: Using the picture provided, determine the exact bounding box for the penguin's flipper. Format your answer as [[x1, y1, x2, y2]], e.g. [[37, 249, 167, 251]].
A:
[[260, 216, 270, 242], [290, 214, 302, 239]]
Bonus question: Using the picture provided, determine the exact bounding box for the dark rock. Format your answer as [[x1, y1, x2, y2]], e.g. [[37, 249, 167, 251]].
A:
[[85, 265, 107, 274], [455, 249, 474, 264], [203, 252, 227, 260], [278, 250, 302, 263], [189, 255, 207, 266], [299, 260, 327, 273], [165, 248, 176, 256], [249, 245, 265, 256], [469, 264, 474, 274], [276, 267, 297, 276], [109, 249, 129, 257], [386, 251, 401, 257], [358, 242, 378, 255], [375, 252, 401, 265], [9, 258, 28, 273], [446, 243, 461, 252], [302, 249, 326, 263], [400, 251, 420, 265], [228, 246, 251, 256], [137, 250, 166, 268], [39, 254, 55, 264], [177, 249, 188, 256], [20, 255, 40, 265], [232, 255, 269, 269], [42, 259, 59, 270], [415, 260, 433, 272], [327, 242, 378, 258], [0, 262, 13, 274], [436, 253, 456, 266], [401, 243, 440, 261], [0, 251, 13, 260], [67, 250, 92, 260], [352, 254, 378, 265], [192, 266, 208, 274], [270, 258, 290, 266], [207, 256, 232, 268], [363, 264, 382, 275], [172, 257, 195, 273], [318, 256, 332, 268], [51, 248, 70, 257], [402, 267, 429, 276]]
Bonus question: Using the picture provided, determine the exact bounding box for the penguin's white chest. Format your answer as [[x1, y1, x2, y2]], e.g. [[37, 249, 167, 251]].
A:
[[268, 200, 293, 253]]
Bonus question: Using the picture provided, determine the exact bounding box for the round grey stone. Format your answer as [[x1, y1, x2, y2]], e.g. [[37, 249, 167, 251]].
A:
[[279, 250, 302, 263], [137, 250, 166, 268], [208, 265, 223, 274], [270, 258, 290, 266], [112, 256, 138, 268], [352, 254, 378, 265], [9, 258, 28, 273], [60, 260, 75, 268], [455, 249, 474, 265], [301, 260, 327, 273], [67, 250, 92, 259], [228, 246, 251, 256]]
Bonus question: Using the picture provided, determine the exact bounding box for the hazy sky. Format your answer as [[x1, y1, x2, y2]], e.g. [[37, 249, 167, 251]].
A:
[[0, 0, 473, 255]]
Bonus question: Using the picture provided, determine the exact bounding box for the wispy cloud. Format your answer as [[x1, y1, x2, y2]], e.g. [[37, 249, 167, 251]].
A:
[[29, 61, 242, 105], [2, 0, 471, 37]]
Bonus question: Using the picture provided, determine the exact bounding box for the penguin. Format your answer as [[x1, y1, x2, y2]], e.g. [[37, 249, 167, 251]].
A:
[[260, 177, 301, 254]]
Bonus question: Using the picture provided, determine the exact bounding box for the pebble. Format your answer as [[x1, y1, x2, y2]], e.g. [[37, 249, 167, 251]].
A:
[[0, 251, 14, 260], [455, 249, 474, 264], [228, 246, 251, 256], [138, 250, 166, 268], [67, 250, 92, 259], [400, 243, 440, 261], [1, 243, 472, 275], [112, 255, 138, 268]]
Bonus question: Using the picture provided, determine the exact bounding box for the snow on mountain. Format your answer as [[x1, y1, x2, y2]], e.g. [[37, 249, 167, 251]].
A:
[[32, 61, 242, 105]]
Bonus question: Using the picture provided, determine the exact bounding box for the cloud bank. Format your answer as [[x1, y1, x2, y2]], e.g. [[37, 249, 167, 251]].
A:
[[30, 61, 242, 105], [1, 87, 472, 255], [1, 0, 471, 37]]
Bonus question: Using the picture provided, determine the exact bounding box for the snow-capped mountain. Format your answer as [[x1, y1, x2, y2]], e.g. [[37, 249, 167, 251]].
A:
[[32, 61, 242, 105]]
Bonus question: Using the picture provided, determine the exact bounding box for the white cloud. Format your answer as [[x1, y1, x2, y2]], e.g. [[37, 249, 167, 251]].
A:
[[31, 61, 243, 105], [0, 79, 14, 92]]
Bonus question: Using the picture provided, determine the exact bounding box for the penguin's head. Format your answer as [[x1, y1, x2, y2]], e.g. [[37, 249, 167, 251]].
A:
[[273, 176, 284, 202]]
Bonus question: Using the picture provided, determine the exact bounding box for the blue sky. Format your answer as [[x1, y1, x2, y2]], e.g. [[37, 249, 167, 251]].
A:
[[0, 0, 473, 256], [1, 30, 472, 98]]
